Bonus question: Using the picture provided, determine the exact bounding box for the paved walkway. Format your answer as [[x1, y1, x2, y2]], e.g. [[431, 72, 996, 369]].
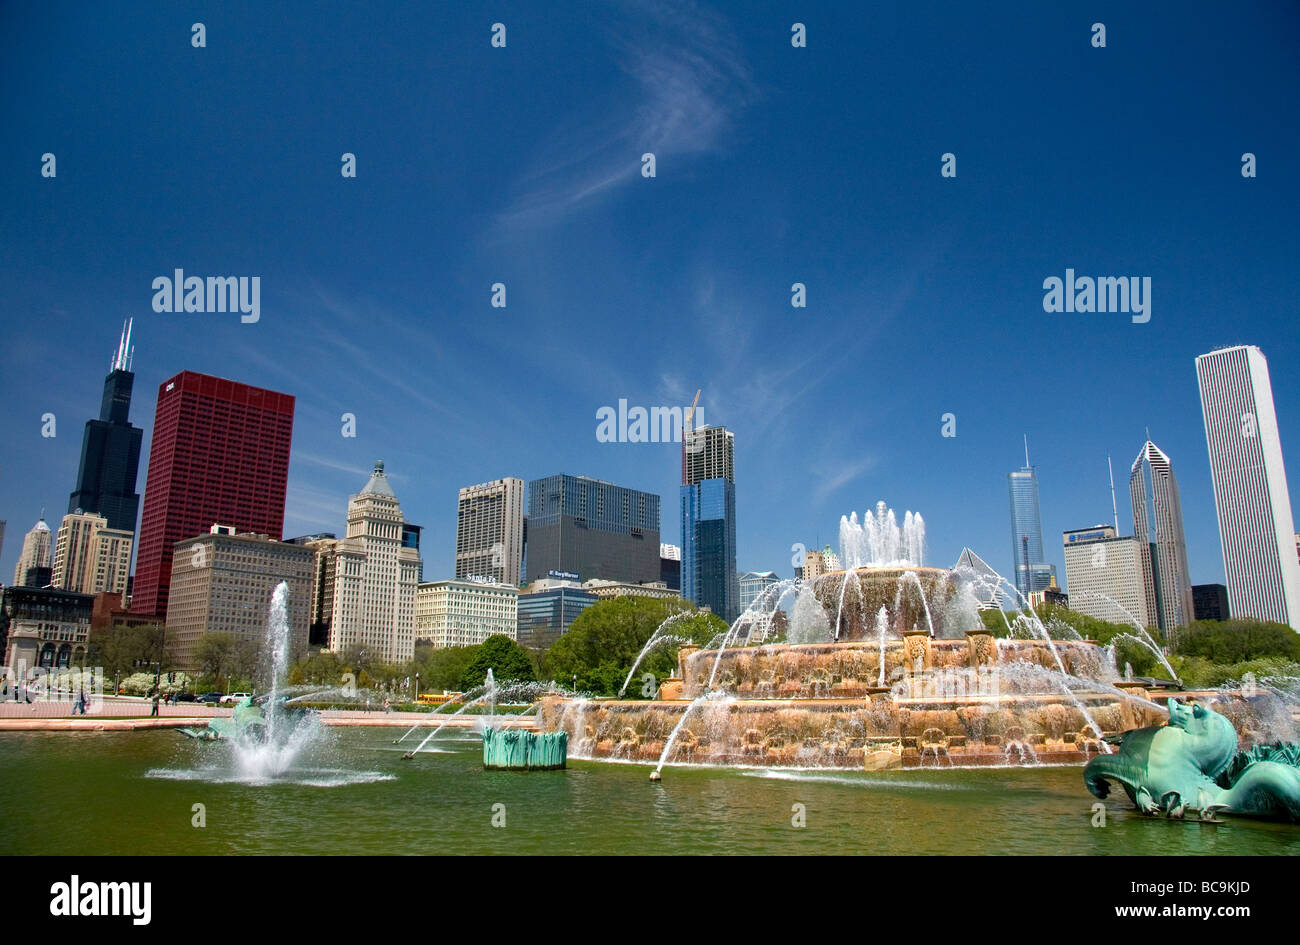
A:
[[0, 697, 537, 731]]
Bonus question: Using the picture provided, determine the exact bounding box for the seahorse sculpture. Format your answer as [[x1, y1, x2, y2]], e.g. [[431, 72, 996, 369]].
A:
[[1084, 698, 1300, 822]]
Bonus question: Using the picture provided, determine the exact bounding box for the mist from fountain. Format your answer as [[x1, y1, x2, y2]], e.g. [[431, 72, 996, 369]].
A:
[[1072, 589, 1179, 681], [225, 582, 325, 780], [619, 611, 697, 697], [875, 606, 889, 687], [895, 571, 936, 637]]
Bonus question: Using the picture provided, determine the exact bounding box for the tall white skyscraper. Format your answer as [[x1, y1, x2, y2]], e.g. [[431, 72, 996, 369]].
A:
[[455, 478, 524, 586], [1129, 441, 1194, 633], [1196, 345, 1300, 628], [327, 461, 422, 663], [12, 516, 52, 586]]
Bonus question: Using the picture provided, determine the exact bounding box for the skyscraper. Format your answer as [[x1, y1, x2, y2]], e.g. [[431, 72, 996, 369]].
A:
[[1196, 345, 1300, 627], [68, 320, 143, 533], [1007, 439, 1057, 602], [51, 510, 132, 596], [738, 571, 780, 612], [1129, 440, 1194, 633], [1062, 525, 1151, 628], [165, 526, 313, 671], [681, 424, 738, 623], [132, 371, 295, 617], [455, 478, 524, 585], [11, 516, 52, 587], [524, 474, 660, 584], [325, 461, 422, 663]]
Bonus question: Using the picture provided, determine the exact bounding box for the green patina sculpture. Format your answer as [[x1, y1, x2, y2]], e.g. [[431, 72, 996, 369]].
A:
[[1084, 698, 1300, 822], [179, 696, 310, 742], [482, 727, 567, 771]]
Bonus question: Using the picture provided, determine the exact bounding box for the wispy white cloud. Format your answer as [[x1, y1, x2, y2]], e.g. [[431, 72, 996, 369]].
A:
[[496, 0, 756, 230]]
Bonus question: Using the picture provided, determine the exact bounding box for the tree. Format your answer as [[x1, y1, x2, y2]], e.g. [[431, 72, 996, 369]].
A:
[[460, 635, 535, 690], [193, 632, 256, 691], [1174, 619, 1300, 663], [418, 646, 478, 693], [542, 596, 725, 696], [88, 623, 165, 686]]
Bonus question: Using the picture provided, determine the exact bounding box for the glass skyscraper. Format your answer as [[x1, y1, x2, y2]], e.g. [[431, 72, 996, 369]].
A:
[[1008, 444, 1056, 603], [681, 425, 738, 623]]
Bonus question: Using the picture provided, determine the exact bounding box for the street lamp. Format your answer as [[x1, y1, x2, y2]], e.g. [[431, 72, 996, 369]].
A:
[[414, 672, 420, 702]]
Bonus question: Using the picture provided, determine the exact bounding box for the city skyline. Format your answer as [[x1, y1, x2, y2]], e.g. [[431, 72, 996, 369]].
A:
[[2, 3, 1299, 603]]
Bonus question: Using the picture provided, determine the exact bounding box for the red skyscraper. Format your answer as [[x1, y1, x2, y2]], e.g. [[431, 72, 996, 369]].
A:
[[131, 371, 295, 618]]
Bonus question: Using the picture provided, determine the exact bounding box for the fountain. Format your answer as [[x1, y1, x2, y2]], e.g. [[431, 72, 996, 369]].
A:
[[538, 501, 1287, 776], [176, 582, 323, 778]]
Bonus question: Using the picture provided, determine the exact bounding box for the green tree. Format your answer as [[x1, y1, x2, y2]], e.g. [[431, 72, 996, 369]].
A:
[[193, 632, 256, 691], [542, 596, 725, 696], [418, 645, 478, 693], [1173, 618, 1300, 663], [460, 635, 535, 690]]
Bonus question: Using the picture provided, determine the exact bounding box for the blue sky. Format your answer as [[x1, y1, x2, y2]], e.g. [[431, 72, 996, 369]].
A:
[[2, 1, 1298, 593]]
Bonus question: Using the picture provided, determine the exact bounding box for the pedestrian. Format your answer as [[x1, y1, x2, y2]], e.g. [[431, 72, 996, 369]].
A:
[[384, 698, 391, 713], [151, 691, 160, 717]]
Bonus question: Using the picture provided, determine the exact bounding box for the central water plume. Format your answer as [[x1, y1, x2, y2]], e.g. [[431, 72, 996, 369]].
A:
[[840, 501, 925, 569]]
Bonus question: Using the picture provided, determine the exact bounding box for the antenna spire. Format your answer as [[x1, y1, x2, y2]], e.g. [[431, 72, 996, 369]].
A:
[[1023, 434, 1030, 468], [1107, 454, 1119, 532], [112, 318, 134, 372]]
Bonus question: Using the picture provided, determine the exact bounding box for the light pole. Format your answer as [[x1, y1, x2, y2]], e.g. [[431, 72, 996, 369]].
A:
[[414, 672, 420, 703]]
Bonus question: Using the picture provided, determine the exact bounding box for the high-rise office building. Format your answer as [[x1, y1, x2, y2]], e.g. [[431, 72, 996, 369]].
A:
[[455, 478, 524, 585], [1196, 346, 1300, 628], [516, 582, 596, 651], [51, 510, 131, 596], [1192, 583, 1229, 622], [1008, 440, 1057, 602], [681, 425, 738, 623], [1129, 440, 1194, 633], [1062, 525, 1150, 627], [132, 371, 295, 617], [68, 321, 144, 534], [325, 462, 422, 663], [801, 546, 841, 582], [416, 579, 518, 649], [525, 474, 660, 585], [660, 543, 681, 591], [164, 526, 314, 671], [739, 571, 780, 612], [12, 516, 52, 587]]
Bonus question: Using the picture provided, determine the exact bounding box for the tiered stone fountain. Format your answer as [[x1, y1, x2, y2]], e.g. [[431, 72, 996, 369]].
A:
[[539, 501, 1190, 771]]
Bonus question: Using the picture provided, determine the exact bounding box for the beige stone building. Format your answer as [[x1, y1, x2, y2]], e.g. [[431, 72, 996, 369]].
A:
[[1062, 526, 1151, 628], [325, 462, 422, 663], [165, 525, 314, 671], [416, 578, 518, 649], [52, 510, 132, 595]]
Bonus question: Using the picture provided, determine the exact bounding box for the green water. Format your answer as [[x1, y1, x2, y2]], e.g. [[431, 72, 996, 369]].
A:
[[3, 728, 1297, 855]]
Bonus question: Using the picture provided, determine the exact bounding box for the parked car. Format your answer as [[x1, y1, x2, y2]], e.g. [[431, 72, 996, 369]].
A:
[[221, 692, 253, 705], [199, 692, 225, 706], [173, 692, 197, 703]]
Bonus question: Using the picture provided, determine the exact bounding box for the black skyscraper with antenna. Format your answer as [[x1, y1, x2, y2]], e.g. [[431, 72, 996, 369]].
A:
[[68, 320, 143, 533]]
